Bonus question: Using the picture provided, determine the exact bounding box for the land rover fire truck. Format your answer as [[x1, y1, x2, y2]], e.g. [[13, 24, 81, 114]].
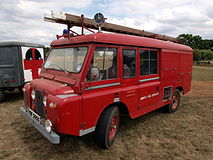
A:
[[20, 11, 193, 148]]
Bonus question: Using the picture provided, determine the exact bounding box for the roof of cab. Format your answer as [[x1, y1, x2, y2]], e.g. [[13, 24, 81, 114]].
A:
[[0, 41, 45, 48], [51, 33, 192, 52]]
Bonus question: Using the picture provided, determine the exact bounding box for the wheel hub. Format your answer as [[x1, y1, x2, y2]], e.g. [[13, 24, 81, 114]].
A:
[[171, 95, 178, 109], [108, 116, 118, 140]]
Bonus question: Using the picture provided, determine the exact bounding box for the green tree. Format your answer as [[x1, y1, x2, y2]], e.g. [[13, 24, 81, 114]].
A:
[[202, 40, 213, 50], [178, 34, 213, 50], [205, 50, 213, 61], [178, 34, 202, 49], [193, 49, 213, 62], [45, 47, 50, 57], [193, 49, 201, 61]]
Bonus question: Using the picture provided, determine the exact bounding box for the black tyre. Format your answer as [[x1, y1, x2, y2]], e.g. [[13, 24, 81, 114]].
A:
[[0, 89, 5, 102], [7, 88, 15, 92], [95, 106, 120, 149], [18, 86, 23, 94], [166, 89, 181, 113]]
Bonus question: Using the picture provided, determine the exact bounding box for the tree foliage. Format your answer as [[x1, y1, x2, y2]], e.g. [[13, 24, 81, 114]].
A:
[[178, 34, 213, 50], [44, 47, 50, 57], [202, 40, 213, 50], [178, 34, 213, 62], [193, 49, 213, 61]]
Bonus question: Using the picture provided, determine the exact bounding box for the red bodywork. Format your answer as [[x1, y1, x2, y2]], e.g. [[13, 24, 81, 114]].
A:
[[24, 33, 193, 136]]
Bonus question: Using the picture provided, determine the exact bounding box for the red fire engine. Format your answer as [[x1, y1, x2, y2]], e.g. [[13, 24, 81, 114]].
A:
[[20, 11, 193, 148]]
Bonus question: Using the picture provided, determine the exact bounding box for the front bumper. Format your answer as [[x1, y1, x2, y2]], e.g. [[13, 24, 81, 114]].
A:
[[20, 107, 60, 144]]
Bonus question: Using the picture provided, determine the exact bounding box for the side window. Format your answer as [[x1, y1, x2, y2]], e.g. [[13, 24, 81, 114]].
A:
[[86, 47, 117, 81], [35, 49, 42, 60], [140, 50, 158, 75], [0, 47, 15, 65], [25, 48, 42, 60], [26, 49, 33, 61], [122, 49, 136, 78]]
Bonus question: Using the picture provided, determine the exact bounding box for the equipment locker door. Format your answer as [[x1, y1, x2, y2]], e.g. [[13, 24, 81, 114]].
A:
[[179, 51, 193, 93], [139, 49, 161, 114]]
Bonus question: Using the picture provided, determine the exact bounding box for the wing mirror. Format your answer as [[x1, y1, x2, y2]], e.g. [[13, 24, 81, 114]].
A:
[[90, 67, 100, 81], [81, 67, 100, 92]]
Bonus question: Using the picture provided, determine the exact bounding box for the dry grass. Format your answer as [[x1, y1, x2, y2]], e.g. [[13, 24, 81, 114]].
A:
[[0, 66, 213, 160], [192, 65, 213, 81]]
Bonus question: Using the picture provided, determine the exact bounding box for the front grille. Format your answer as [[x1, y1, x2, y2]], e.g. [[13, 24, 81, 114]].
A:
[[35, 90, 45, 117]]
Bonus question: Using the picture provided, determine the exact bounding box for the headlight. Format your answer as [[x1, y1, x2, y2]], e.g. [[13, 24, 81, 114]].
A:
[[31, 90, 35, 100], [43, 96, 47, 106], [45, 119, 53, 133]]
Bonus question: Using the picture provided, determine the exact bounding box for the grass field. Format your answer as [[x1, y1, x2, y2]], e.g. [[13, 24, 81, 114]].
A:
[[0, 66, 212, 160]]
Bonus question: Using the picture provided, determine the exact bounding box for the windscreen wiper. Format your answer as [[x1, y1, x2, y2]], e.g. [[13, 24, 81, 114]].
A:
[[48, 64, 70, 75]]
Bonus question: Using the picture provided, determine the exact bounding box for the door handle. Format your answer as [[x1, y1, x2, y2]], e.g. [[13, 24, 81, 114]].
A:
[[156, 87, 159, 91], [126, 90, 135, 94]]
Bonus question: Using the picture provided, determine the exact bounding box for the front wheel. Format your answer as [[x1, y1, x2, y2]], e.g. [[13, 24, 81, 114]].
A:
[[167, 89, 181, 113], [95, 106, 120, 149]]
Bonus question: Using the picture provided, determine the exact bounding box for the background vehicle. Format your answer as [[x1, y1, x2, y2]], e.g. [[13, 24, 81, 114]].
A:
[[20, 12, 193, 148], [0, 41, 45, 102]]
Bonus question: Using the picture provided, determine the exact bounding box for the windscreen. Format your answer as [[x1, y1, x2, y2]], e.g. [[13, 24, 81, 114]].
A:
[[44, 46, 88, 73]]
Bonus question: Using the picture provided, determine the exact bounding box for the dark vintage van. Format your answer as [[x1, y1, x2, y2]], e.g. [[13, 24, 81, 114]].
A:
[[0, 41, 45, 102]]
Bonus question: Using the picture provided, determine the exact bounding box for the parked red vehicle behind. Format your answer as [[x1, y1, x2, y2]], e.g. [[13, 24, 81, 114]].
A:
[[20, 12, 193, 148]]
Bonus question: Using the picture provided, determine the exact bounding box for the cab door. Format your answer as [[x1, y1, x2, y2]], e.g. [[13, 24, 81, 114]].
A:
[[81, 45, 121, 131], [139, 48, 161, 114], [120, 48, 140, 118]]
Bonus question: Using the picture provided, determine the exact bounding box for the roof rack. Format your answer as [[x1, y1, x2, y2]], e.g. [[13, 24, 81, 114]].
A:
[[44, 11, 179, 43]]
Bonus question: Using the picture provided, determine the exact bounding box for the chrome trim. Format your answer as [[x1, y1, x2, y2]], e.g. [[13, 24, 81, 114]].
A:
[[140, 92, 159, 101], [56, 94, 78, 98], [86, 82, 120, 91], [114, 97, 120, 102], [63, 90, 74, 94], [139, 77, 160, 82], [79, 126, 96, 136], [20, 107, 60, 144]]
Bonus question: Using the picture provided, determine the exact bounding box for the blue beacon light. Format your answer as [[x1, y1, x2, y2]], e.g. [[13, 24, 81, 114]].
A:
[[63, 29, 68, 35]]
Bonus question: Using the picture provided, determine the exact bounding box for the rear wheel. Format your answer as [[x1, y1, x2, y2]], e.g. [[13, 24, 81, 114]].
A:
[[0, 89, 5, 102], [167, 89, 181, 113], [95, 106, 120, 149]]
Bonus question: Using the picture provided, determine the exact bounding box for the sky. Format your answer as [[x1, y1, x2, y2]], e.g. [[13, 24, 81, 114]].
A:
[[0, 0, 213, 46]]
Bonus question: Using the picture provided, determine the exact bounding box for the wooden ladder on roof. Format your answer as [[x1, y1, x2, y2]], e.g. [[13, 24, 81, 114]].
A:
[[44, 11, 179, 43]]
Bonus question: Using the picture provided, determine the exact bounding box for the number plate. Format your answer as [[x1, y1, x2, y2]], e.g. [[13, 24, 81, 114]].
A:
[[26, 108, 42, 123]]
